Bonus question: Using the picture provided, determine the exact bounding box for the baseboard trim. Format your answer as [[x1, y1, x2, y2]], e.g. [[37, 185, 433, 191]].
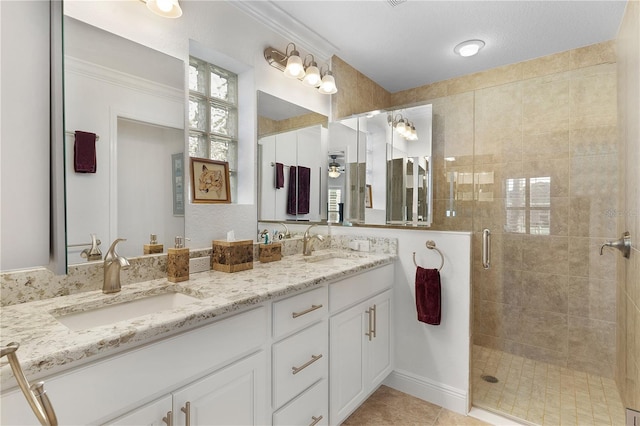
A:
[[382, 369, 468, 415]]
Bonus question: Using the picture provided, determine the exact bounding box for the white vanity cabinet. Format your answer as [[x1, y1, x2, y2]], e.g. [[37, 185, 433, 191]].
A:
[[271, 286, 329, 426], [328, 264, 394, 425], [1, 306, 268, 426], [108, 351, 266, 426]]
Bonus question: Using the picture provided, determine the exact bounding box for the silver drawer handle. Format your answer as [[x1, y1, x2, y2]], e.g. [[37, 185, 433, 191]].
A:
[[310, 415, 323, 426], [292, 304, 323, 318], [162, 411, 173, 426], [292, 354, 323, 375]]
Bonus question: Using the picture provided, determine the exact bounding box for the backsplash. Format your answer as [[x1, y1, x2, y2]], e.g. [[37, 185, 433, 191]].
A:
[[0, 235, 397, 307]]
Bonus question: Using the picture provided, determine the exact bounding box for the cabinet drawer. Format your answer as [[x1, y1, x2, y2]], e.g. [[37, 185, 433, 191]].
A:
[[273, 379, 328, 426], [330, 263, 393, 313], [272, 321, 328, 409], [273, 286, 328, 338]]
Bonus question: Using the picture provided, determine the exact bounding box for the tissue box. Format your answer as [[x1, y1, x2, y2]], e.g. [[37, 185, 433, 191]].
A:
[[212, 240, 254, 273], [259, 243, 282, 263]]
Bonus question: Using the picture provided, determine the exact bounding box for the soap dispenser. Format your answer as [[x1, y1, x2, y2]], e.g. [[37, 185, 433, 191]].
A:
[[167, 236, 189, 283], [143, 234, 164, 255]]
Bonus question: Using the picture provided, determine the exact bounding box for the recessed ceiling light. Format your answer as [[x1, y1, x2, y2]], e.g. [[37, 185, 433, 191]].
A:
[[454, 39, 485, 57]]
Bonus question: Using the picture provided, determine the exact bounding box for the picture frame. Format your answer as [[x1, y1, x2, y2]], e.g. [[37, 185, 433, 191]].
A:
[[365, 184, 373, 208], [190, 157, 231, 203]]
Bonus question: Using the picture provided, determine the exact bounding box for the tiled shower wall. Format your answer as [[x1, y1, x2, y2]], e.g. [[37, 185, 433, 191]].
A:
[[333, 41, 620, 377], [616, 0, 640, 412]]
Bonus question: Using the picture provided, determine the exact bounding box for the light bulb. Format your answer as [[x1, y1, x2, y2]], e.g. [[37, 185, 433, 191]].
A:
[[156, 0, 173, 12], [318, 72, 337, 95], [302, 64, 321, 87], [284, 52, 305, 79], [396, 120, 407, 135]]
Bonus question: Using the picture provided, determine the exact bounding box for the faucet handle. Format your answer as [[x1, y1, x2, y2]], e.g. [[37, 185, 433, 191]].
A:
[[600, 231, 631, 258], [106, 238, 127, 260]]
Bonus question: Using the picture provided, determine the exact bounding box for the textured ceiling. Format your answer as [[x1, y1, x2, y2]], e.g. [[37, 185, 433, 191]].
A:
[[255, 0, 627, 93]]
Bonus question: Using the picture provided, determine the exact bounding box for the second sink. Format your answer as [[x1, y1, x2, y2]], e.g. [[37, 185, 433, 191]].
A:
[[53, 292, 199, 331]]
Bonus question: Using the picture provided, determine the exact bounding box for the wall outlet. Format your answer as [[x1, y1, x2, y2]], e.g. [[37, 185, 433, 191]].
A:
[[190, 256, 210, 274], [349, 240, 370, 252]]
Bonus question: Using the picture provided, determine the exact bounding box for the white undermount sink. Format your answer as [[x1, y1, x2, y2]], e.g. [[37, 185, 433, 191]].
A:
[[54, 292, 199, 331]]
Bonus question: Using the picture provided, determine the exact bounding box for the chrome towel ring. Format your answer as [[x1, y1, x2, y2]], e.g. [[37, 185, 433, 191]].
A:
[[413, 240, 444, 271]]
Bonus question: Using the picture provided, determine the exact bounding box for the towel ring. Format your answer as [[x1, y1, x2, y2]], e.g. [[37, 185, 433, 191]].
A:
[[413, 240, 444, 271]]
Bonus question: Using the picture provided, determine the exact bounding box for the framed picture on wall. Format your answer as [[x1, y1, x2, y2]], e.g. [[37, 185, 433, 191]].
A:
[[365, 184, 373, 208], [190, 157, 231, 203]]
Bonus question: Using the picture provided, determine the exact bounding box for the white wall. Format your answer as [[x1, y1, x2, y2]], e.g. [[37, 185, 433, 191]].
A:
[[330, 226, 472, 414]]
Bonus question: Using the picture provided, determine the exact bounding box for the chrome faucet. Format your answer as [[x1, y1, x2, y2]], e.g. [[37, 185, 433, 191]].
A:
[[103, 238, 130, 294], [80, 233, 102, 261], [279, 222, 291, 239], [303, 224, 325, 256]]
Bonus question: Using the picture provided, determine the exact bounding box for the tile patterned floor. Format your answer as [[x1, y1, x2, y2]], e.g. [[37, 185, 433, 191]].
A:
[[342, 385, 490, 426], [472, 345, 627, 426]]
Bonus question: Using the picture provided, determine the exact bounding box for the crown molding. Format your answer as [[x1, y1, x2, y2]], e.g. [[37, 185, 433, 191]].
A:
[[228, 0, 338, 62]]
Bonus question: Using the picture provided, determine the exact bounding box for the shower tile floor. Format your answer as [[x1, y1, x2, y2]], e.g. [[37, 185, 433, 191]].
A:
[[473, 345, 626, 426]]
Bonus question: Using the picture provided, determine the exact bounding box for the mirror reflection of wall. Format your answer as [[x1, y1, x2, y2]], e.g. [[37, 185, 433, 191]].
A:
[[257, 91, 328, 223], [64, 17, 185, 264]]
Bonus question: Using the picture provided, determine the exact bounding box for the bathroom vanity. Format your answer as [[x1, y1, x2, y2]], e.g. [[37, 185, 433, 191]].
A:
[[0, 250, 394, 425]]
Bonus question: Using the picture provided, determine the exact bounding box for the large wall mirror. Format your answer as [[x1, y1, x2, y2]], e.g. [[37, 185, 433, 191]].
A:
[[330, 104, 433, 227], [257, 91, 328, 223], [64, 17, 185, 263]]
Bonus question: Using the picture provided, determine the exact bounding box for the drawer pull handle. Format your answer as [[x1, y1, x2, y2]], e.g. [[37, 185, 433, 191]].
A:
[[292, 304, 323, 318], [310, 415, 323, 426], [371, 304, 377, 338], [162, 411, 173, 426], [292, 354, 323, 375], [365, 306, 373, 341], [181, 402, 191, 426]]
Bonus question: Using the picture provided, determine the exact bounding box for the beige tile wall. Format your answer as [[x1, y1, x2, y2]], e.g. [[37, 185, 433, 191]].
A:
[[333, 41, 622, 378], [257, 111, 327, 137], [616, 0, 640, 412]]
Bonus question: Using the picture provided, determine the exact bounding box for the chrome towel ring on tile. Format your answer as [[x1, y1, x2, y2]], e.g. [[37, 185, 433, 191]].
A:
[[413, 240, 444, 271]]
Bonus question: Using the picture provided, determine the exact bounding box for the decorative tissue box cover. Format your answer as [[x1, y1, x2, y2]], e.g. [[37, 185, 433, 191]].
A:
[[259, 243, 282, 263], [212, 240, 254, 273]]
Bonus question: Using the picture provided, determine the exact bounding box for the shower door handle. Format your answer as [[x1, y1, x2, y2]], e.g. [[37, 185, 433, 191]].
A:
[[482, 229, 491, 269]]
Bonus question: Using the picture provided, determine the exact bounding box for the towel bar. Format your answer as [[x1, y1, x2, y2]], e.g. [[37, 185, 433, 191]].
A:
[[413, 240, 444, 271]]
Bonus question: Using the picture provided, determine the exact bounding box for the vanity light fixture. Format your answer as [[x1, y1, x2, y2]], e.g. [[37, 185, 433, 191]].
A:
[[144, 0, 183, 18], [264, 44, 338, 95], [454, 39, 485, 57], [389, 114, 418, 141], [328, 155, 342, 178]]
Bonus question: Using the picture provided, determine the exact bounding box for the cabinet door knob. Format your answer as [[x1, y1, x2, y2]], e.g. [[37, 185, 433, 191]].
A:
[[310, 415, 324, 426], [292, 354, 323, 375], [181, 402, 191, 426], [162, 411, 173, 426]]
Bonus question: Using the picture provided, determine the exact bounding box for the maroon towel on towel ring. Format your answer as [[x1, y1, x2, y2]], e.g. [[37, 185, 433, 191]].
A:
[[275, 162, 284, 189], [415, 266, 441, 325], [74, 131, 97, 173]]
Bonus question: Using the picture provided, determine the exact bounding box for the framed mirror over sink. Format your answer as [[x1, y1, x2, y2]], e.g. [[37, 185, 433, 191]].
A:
[[63, 17, 186, 264]]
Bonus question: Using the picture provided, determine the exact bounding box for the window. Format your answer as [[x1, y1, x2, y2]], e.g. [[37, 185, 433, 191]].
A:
[[505, 177, 551, 234], [188, 57, 238, 200]]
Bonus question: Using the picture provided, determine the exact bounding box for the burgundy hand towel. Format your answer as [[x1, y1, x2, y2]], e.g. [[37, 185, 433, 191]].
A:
[[275, 162, 284, 189], [296, 166, 311, 215], [287, 166, 297, 215], [415, 266, 441, 325], [74, 131, 97, 173]]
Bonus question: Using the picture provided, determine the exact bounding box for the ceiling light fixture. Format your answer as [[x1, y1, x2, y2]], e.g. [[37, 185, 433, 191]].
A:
[[144, 0, 183, 18], [264, 44, 338, 95], [328, 155, 342, 178], [454, 39, 485, 57]]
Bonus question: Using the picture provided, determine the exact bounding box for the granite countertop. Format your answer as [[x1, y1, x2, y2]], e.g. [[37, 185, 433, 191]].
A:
[[0, 249, 394, 386]]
